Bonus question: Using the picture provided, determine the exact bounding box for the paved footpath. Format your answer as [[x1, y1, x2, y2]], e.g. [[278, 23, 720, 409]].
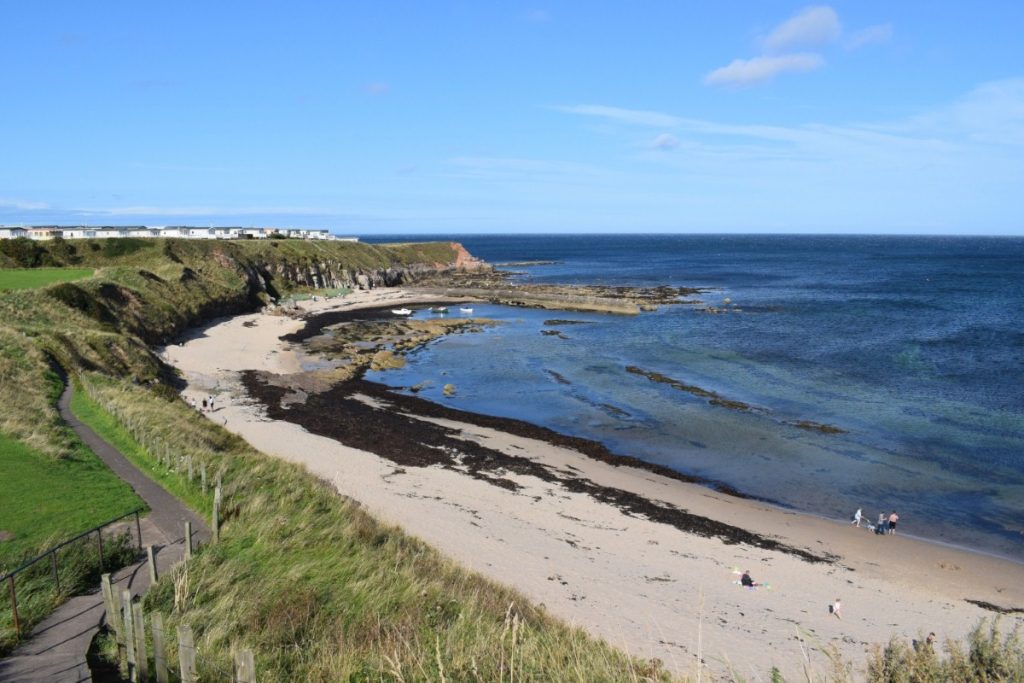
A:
[[0, 383, 210, 683]]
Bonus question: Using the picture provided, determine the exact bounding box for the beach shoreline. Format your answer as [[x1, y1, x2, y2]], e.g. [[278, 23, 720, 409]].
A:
[[162, 288, 1024, 679]]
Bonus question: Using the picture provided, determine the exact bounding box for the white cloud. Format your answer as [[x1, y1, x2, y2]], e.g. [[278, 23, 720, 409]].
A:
[[651, 133, 680, 151], [552, 104, 682, 127], [763, 5, 841, 52], [845, 23, 893, 50], [704, 53, 824, 87]]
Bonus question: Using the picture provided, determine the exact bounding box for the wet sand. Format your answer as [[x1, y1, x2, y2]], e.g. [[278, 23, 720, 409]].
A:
[[161, 289, 1024, 680]]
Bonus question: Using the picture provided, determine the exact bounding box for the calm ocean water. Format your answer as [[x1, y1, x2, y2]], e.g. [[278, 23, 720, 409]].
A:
[[361, 234, 1024, 560]]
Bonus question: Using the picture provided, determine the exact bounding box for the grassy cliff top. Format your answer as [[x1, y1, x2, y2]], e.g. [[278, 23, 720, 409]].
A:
[[0, 236, 465, 271]]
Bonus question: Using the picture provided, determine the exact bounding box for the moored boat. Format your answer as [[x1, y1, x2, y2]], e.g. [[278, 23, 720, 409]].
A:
[[391, 308, 413, 316]]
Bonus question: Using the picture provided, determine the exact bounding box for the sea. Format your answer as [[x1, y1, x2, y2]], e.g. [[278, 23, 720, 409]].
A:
[[360, 234, 1024, 561]]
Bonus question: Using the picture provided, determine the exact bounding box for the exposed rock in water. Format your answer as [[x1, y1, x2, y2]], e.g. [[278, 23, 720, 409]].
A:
[[541, 330, 569, 339], [627, 365, 848, 435], [544, 319, 591, 326], [785, 420, 847, 435], [443, 383, 456, 397], [625, 366, 759, 413], [545, 370, 572, 385], [413, 270, 709, 314]]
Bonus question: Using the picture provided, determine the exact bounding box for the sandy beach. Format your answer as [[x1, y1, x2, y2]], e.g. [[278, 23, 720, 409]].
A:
[[162, 289, 1024, 680]]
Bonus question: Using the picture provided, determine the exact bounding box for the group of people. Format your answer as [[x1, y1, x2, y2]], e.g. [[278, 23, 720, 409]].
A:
[[188, 394, 217, 413], [850, 508, 899, 535]]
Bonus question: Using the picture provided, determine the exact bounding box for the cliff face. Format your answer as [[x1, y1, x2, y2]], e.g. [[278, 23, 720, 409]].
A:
[[234, 241, 489, 294], [254, 260, 445, 291]]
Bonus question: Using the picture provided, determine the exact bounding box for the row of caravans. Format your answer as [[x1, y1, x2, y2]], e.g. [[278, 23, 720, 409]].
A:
[[0, 226, 355, 242]]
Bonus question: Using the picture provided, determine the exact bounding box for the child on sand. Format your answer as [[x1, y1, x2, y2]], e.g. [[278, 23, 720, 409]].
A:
[[851, 508, 862, 527], [830, 598, 842, 619], [741, 570, 758, 588]]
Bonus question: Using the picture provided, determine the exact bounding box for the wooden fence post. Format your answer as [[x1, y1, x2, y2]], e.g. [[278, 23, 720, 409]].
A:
[[147, 545, 158, 584], [152, 613, 168, 683], [50, 551, 60, 594], [212, 485, 222, 543], [6, 576, 19, 640], [187, 455, 194, 482], [96, 529, 105, 572], [121, 589, 137, 682], [201, 463, 207, 495], [178, 624, 197, 683], [184, 521, 193, 559], [110, 582, 126, 668], [133, 602, 149, 682], [101, 573, 120, 635], [235, 648, 256, 683]]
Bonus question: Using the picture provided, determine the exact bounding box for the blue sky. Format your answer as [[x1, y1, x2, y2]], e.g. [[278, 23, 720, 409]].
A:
[[2, 2, 1022, 234]]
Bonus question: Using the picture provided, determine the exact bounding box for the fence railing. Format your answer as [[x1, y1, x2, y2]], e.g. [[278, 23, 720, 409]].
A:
[[104, 570, 257, 683], [2, 507, 144, 640]]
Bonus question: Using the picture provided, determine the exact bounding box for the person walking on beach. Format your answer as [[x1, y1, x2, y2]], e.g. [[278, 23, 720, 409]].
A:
[[877, 512, 887, 535], [830, 598, 842, 619], [888, 511, 899, 535], [851, 508, 862, 528]]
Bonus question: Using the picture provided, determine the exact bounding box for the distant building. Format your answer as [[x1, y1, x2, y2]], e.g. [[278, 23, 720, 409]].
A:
[[26, 227, 61, 240], [0, 224, 356, 242], [0, 226, 28, 239]]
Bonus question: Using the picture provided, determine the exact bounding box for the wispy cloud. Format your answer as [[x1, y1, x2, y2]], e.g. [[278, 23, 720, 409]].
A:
[[704, 53, 823, 87], [552, 104, 682, 128], [706, 6, 890, 88], [845, 23, 893, 51], [550, 81, 1023, 231], [763, 5, 841, 52], [559, 77, 1024, 157], [651, 133, 680, 151]]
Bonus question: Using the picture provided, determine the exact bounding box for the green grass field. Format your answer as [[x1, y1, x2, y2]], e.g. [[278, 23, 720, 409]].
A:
[[0, 433, 144, 569], [0, 268, 94, 290]]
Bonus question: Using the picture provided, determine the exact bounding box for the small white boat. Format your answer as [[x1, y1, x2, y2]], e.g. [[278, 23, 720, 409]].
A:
[[459, 306, 474, 314], [391, 308, 413, 316]]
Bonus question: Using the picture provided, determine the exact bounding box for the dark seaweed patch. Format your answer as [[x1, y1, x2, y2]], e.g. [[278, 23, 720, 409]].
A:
[[242, 372, 833, 564]]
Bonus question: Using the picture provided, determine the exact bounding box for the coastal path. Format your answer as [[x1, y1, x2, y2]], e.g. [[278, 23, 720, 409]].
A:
[[0, 382, 210, 682]]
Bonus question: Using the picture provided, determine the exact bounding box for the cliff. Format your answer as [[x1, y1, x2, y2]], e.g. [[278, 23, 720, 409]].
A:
[[0, 238, 483, 454]]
